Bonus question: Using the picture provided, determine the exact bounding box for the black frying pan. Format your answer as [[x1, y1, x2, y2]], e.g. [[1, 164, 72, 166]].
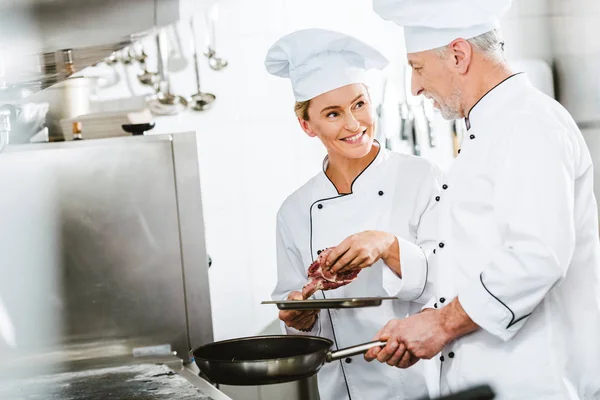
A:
[[190, 335, 385, 386]]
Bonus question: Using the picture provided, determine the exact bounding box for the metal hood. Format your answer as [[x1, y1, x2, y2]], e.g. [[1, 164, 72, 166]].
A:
[[0, 0, 201, 101]]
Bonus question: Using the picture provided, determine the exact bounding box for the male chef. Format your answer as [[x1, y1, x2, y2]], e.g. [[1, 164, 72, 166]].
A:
[[322, 0, 600, 398]]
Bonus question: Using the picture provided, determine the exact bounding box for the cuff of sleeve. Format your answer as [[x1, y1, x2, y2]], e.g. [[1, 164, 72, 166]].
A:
[[458, 276, 516, 342], [385, 237, 428, 301], [382, 262, 403, 297], [281, 313, 322, 337]]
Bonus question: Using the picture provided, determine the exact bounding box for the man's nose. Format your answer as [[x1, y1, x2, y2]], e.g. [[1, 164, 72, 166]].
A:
[[411, 73, 423, 97]]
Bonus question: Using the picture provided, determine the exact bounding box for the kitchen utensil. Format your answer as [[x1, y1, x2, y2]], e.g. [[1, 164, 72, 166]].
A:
[[262, 296, 398, 310], [452, 120, 460, 158], [0, 109, 10, 151], [422, 99, 437, 147], [205, 48, 228, 71], [375, 77, 389, 147], [167, 24, 189, 73], [204, 3, 228, 71], [190, 92, 215, 112], [134, 44, 159, 88], [92, 52, 122, 89], [191, 335, 386, 385], [104, 52, 119, 66], [147, 31, 189, 116], [410, 112, 421, 156], [400, 100, 420, 155], [147, 90, 188, 116], [189, 17, 216, 111], [118, 47, 134, 65], [427, 385, 495, 400], [399, 102, 410, 141]]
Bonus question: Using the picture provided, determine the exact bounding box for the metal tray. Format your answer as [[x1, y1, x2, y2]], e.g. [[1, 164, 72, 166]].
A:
[[261, 296, 398, 310]]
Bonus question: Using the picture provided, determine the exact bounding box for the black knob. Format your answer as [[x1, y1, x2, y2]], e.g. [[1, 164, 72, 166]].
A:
[[378, 190, 384, 196], [435, 196, 440, 201], [345, 357, 352, 364], [317, 204, 323, 210], [208, 255, 212, 268], [121, 122, 156, 136], [449, 352, 455, 358], [469, 134, 476, 140], [442, 184, 448, 190], [440, 297, 446, 303], [439, 242, 445, 248]]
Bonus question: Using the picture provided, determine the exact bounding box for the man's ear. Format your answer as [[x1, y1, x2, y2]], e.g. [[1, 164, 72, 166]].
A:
[[298, 118, 317, 138], [448, 38, 473, 75]]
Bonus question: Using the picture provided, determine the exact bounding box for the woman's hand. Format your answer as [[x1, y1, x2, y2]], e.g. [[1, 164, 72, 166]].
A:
[[278, 291, 319, 331], [323, 231, 399, 275]]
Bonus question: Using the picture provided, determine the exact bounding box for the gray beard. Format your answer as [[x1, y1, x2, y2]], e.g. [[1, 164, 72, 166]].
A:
[[437, 90, 463, 120], [439, 105, 463, 120]]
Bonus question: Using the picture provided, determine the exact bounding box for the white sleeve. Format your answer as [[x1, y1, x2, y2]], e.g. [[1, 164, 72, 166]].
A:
[[383, 162, 443, 303], [459, 116, 577, 341], [272, 210, 321, 336]]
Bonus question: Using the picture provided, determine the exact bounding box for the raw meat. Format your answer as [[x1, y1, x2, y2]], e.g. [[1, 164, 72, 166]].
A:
[[301, 248, 360, 299]]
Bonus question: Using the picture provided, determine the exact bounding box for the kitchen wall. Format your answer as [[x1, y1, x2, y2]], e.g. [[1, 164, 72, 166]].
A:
[[81, 0, 456, 344], [501, 0, 600, 221]]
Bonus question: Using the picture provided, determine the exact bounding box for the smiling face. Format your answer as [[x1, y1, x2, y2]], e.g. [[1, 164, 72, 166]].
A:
[[408, 49, 464, 120], [298, 83, 375, 160]]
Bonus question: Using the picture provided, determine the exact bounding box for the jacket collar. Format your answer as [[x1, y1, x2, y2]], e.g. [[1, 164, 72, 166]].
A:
[[317, 141, 388, 197], [465, 72, 531, 130]]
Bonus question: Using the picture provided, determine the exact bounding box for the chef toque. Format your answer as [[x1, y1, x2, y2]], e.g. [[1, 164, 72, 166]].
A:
[[373, 0, 512, 53], [264, 29, 389, 102]]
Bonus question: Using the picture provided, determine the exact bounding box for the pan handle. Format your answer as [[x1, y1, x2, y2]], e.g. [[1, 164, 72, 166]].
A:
[[326, 340, 387, 362]]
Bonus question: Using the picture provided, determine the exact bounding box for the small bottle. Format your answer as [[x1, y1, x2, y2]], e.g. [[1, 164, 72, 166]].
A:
[[72, 121, 83, 140], [64, 49, 75, 76]]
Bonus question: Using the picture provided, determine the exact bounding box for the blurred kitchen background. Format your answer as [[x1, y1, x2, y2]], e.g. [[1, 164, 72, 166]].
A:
[[0, 0, 598, 399]]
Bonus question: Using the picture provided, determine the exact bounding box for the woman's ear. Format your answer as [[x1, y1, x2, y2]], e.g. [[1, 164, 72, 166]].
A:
[[298, 118, 317, 138]]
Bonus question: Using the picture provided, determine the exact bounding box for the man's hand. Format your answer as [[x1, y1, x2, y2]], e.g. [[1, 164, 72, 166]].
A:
[[364, 299, 479, 368], [324, 231, 399, 275], [278, 291, 318, 331], [364, 311, 449, 367]]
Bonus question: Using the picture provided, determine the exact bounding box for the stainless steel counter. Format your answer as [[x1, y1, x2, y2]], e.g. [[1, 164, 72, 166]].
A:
[[0, 355, 231, 400], [0, 133, 226, 398]]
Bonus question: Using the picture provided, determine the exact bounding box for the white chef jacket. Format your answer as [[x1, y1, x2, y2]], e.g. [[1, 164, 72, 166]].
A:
[[405, 73, 600, 399], [272, 145, 443, 400]]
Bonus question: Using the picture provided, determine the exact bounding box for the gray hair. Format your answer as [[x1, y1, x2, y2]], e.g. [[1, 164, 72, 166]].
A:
[[435, 29, 505, 62]]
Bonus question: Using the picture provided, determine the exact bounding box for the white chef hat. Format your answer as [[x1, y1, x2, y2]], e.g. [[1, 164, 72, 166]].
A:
[[264, 29, 389, 102], [373, 0, 512, 53]]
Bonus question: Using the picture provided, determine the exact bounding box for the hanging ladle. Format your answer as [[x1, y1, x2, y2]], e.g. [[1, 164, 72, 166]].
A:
[[204, 3, 228, 71], [147, 30, 189, 116], [134, 43, 159, 88], [190, 16, 215, 111]]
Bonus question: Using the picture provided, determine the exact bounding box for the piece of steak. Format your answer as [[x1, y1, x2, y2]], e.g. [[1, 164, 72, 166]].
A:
[[301, 248, 360, 299]]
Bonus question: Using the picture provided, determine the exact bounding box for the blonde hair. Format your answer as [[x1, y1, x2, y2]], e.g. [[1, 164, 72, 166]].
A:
[[294, 99, 311, 121]]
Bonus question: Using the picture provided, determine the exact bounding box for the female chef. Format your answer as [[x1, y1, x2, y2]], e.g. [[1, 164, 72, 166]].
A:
[[266, 29, 442, 400]]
